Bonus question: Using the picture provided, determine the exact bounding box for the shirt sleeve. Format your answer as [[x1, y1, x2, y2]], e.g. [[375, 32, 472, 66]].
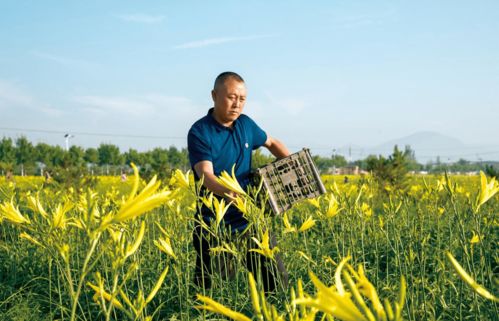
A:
[[187, 127, 212, 166], [244, 115, 267, 149]]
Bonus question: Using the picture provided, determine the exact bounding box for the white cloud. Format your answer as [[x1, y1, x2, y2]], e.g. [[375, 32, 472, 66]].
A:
[[73, 96, 157, 116], [0, 80, 62, 117], [72, 94, 203, 119], [173, 34, 278, 49], [32, 51, 98, 69], [0, 81, 34, 107], [333, 9, 397, 29], [39, 106, 64, 117], [264, 92, 306, 116], [115, 13, 165, 24]]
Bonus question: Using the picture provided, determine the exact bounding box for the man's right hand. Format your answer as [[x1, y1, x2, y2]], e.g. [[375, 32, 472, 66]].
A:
[[194, 161, 239, 201]]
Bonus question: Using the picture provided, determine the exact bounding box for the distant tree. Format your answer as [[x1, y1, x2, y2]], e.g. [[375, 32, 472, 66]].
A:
[[403, 145, 422, 171], [484, 164, 498, 179], [149, 147, 170, 177], [0, 137, 16, 165], [0, 138, 15, 175], [124, 148, 143, 166], [178, 148, 190, 170], [252, 149, 274, 170], [35, 142, 54, 166], [50, 146, 66, 167], [331, 154, 347, 168], [67, 145, 85, 167], [15, 136, 36, 175], [84, 147, 99, 164], [313, 156, 332, 173], [97, 143, 122, 166], [167, 146, 185, 169], [366, 145, 409, 191]]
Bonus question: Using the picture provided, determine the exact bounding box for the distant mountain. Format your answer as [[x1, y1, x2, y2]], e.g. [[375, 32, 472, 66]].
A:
[[366, 131, 499, 163]]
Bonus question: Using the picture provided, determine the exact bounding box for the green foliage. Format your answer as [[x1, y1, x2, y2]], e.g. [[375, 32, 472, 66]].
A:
[[1, 174, 497, 320], [366, 145, 410, 191], [0, 137, 16, 165], [251, 149, 274, 170], [484, 164, 498, 179], [313, 154, 347, 173], [0, 137, 191, 176], [83, 147, 99, 164], [97, 143, 123, 166]]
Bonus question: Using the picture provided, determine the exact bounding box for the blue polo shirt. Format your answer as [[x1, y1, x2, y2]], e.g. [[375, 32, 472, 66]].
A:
[[188, 108, 267, 231]]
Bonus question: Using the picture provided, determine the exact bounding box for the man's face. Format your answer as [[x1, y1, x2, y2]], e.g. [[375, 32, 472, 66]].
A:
[[211, 78, 247, 126]]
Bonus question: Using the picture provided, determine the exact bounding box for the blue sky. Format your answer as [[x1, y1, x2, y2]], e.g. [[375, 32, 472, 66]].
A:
[[1, 1, 498, 160]]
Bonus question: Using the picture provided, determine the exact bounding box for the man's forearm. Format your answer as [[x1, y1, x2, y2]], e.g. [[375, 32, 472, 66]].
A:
[[266, 137, 290, 159]]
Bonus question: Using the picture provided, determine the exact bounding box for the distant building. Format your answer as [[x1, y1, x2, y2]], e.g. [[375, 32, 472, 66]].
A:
[[327, 166, 367, 175]]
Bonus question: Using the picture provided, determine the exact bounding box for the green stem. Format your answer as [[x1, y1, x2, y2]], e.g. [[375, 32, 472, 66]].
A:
[[70, 233, 101, 321]]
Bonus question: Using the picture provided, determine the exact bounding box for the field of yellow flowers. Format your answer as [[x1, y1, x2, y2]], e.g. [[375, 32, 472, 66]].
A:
[[0, 169, 497, 321]]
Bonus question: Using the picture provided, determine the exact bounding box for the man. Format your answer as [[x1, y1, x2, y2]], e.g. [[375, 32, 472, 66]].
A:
[[188, 71, 289, 291]]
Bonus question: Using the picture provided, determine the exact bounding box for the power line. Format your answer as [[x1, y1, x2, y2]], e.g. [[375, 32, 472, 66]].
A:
[[0, 126, 184, 140], [2, 126, 498, 160]]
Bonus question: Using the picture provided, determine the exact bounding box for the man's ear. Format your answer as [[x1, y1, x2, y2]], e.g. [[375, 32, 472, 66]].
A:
[[211, 89, 217, 102]]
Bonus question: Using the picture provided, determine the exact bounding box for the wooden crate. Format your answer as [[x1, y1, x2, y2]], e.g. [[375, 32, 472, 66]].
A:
[[255, 148, 326, 215]]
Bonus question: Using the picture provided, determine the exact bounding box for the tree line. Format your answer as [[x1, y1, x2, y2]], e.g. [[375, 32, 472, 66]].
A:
[[0, 137, 495, 178], [0, 136, 189, 177]]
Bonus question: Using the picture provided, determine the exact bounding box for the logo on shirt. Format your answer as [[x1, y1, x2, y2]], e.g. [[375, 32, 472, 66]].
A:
[[245, 142, 249, 149]]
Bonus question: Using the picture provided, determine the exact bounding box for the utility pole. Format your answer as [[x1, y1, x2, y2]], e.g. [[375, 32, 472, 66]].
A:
[[64, 134, 74, 151], [332, 148, 336, 175]]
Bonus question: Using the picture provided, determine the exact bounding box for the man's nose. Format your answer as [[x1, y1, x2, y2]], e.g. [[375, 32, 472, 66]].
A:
[[233, 98, 241, 108]]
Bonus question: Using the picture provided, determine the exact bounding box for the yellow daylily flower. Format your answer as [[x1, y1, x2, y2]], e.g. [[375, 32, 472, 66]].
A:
[[213, 197, 230, 228], [145, 265, 169, 303], [216, 165, 246, 196], [210, 242, 238, 256], [378, 216, 385, 229], [58, 243, 70, 263], [297, 250, 316, 265], [470, 232, 481, 244], [107, 227, 123, 243], [354, 265, 385, 319], [233, 196, 248, 215], [0, 199, 30, 225], [87, 281, 125, 310], [360, 203, 373, 217], [52, 202, 73, 229], [201, 192, 214, 209], [124, 221, 146, 259], [307, 198, 320, 209], [20, 232, 44, 248], [196, 294, 251, 321], [325, 194, 341, 218], [27, 195, 48, 218], [102, 163, 172, 227], [250, 230, 279, 260], [446, 251, 499, 302], [247, 272, 261, 317], [169, 169, 190, 189], [283, 213, 297, 233], [294, 257, 406, 321], [294, 271, 368, 321], [475, 171, 499, 212], [298, 216, 316, 232], [154, 236, 177, 260]]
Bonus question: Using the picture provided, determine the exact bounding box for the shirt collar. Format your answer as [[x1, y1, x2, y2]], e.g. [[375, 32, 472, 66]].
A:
[[207, 108, 237, 131]]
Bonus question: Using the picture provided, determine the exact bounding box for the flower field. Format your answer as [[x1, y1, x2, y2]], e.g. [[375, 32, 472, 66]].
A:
[[0, 170, 497, 320]]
